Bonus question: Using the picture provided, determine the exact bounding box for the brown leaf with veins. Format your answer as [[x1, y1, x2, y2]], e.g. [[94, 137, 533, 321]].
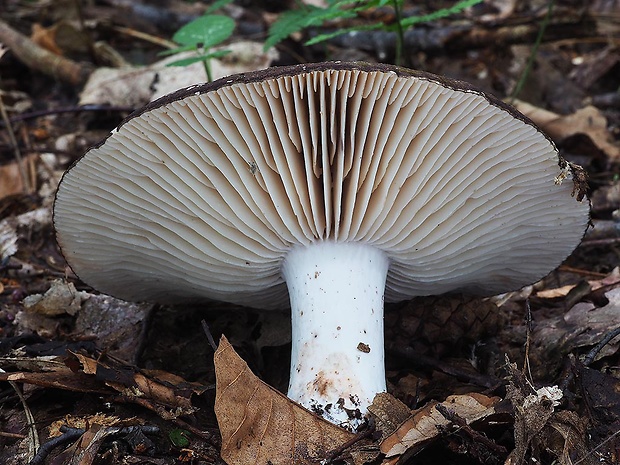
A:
[[380, 393, 499, 459], [214, 335, 355, 465]]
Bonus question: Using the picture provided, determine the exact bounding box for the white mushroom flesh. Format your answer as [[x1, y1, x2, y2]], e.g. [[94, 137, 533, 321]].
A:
[[283, 241, 388, 426]]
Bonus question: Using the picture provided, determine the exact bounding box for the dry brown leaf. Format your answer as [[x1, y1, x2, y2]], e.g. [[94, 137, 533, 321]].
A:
[[31, 23, 63, 55], [214, 336, 354, 465], [535, 284, 576, 299], [513, 100, 620, 161], [380, 393, 499, 459], [0, 154, 37, 200], [533, 286, 620, 361], [505, 364, 597, 465], [0, 368, 110, 394], [71, 352, 208, 416]]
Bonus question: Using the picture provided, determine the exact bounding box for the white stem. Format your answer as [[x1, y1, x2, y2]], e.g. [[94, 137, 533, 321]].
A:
[[282, 241, 389, 430]]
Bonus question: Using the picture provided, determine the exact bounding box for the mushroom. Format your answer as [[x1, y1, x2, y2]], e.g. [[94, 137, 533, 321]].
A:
[[54, 62, 589, 430]]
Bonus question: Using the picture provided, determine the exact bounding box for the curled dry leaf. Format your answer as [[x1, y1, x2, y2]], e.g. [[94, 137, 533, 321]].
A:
[[512, 100, 620, 161], [505, 364, 596, 465], [72, 352, 208, 417], [214, 336, 354, 465], [380, 393, 499, 459], [532, 286, 620, 361]]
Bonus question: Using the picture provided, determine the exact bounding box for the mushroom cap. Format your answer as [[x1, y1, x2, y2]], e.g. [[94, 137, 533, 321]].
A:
[[54, 62, 589, 309]]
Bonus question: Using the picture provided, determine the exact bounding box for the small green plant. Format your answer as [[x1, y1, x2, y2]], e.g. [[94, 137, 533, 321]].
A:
[[265, 0, 483, 65], [161, 0, 235, 82], [168, 428, 191, 448]]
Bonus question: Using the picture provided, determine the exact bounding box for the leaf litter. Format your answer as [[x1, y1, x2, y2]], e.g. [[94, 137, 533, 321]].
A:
[[1, 1, 620, 464]]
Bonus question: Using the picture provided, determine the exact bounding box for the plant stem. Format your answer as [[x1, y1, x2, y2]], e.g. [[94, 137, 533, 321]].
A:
[[509, 0, 555, 103], [392, 0, 405, 66], [197, 45, 213, 82], [204, 58, 213, 82]]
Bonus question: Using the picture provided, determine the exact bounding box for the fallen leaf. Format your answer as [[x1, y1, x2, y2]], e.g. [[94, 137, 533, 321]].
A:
[[513, 100, 620, 161], [31, 23, 63, 55], [505, 363, 596, 465], [214, 335, 354, 465], [79, 41, 279, 107], [380, 393, 499, 458], [535, 284, 577, 299], [71, 352, 208, 415], [74, 294, 154, 364], [533, 286, 620, 361], [0, 368, 110, 394], [0, 154, 37, 200]]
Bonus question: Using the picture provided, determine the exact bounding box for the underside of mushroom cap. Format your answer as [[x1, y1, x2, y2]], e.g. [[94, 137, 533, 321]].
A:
[[54, 61, 590, 308]]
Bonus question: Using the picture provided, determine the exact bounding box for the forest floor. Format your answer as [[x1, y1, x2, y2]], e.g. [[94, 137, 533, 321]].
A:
[[0, 1, 619, 464]]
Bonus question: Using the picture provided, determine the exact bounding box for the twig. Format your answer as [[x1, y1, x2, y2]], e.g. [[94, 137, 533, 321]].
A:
[[391, 346, 502, 389], [523, 298, 534, 383], [28, 428, 84, 465], [580, 238, 620, 247], [509, 0, 555, 102], [560, 327, 620, 392], [435, 404, 508, 456], [574, 428, 620, 465], [583, 326, 620, 366], [201, 320, 218, 351], [0, 431, 27, 439], [323, 419, 375, 464], [557, 265, 608, 278], [0, 18, 92, 85], [2, 104, 135, 125], [28, 425, 160, 465], [171, 417, 221, 445], [0, 93, 31, 192], [5, 377, 39, 462], [113, 26, 177, 50]]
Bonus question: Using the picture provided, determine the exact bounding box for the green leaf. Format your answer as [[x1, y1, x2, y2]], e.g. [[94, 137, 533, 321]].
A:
[[206, 0, 234, 14], [305, 22, 381, 45], [158, 44, 198, 57], [166, 49, 231, 67], [172, 15, 235, 49], [265, 4, 357, 50], [169, 429, 190, 448], [400, 0, 483, 28]]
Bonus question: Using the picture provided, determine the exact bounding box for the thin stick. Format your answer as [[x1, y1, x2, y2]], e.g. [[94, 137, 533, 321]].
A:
[[3, 375, 39, 462], [0, 94, 31, 193], [583, 326, 620, 366], [0, 18, 91, 85], [0, 431, 27, 439], [28, 428, 83, 465], [323, 419, 375, 463], [509, 0, 555, 103], [201, 320, 218, 351], [113, 26, 177, 50], [523, 298, 534, 384], [4, 104, 135, 124]]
